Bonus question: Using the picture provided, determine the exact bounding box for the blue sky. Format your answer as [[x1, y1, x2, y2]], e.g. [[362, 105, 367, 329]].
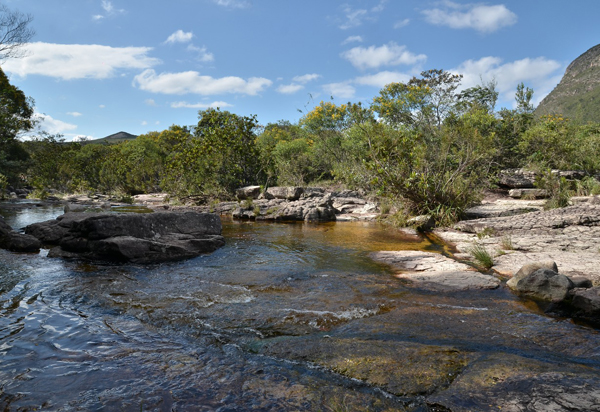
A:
[[3, 0, 600, 141]]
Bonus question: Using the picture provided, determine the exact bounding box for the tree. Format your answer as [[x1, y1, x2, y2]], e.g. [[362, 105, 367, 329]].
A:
[[165, 108, 262, 199], [0, 67, 34, 146], [371, 69, 462, 132], [0, 5, 34, 61]]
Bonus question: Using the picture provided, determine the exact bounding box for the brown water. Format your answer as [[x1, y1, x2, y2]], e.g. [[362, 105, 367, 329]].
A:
[[1, 205, 600, 411]]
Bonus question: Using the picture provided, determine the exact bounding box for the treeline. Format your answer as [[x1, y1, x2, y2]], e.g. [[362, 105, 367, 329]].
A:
[[3, 69, 600, 224]]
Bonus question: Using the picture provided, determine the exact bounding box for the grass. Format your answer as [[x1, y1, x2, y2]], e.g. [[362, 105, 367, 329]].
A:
[[468, 243, 494, 270], [499, 235, 514, 250], [476, 227, 496, 239]]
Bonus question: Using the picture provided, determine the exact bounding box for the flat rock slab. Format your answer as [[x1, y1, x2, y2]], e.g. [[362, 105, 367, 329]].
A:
[[370, 250, 500, 291], [464, 199, 544, 220]]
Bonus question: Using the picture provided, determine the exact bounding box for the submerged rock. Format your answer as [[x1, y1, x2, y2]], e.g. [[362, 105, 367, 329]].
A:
[[27, 211, 224, 263]]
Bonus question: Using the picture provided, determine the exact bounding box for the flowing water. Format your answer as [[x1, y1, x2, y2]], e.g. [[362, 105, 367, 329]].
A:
[[1, 203, 600, 411]]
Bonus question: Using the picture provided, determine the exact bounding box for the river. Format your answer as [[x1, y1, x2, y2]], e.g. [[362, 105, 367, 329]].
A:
[[1, 202, 600, 411]]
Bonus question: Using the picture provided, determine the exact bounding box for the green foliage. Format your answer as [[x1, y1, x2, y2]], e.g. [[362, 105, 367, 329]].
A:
[[165, 108, 262, 200], [535, 170, 572, 210], [363, 106, 497, 225], [0, 67, 34, 147], [575, 176, 600, 196], [518, 115, 575, 170], [0, 172, 7, 198], [468, 243, 494, 270]]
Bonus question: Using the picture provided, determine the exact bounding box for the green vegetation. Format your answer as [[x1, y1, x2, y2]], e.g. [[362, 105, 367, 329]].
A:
[[4, 66, 600, 228], [468, 243, 495, 270]]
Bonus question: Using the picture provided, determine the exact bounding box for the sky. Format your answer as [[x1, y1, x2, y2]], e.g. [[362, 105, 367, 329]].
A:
[[2, 0, 600, 141]]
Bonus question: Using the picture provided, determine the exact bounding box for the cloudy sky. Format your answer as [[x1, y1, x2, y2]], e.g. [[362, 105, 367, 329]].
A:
[[3, 0, 599, 141]]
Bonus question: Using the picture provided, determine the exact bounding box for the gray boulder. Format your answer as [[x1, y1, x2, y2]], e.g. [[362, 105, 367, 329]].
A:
[[235, 185, 261, 200], [515, 268, 574, 302], [0, 216, 41, 253], [28, 211, 224, 263], [570, 287, 600, 319], [498, 169, 537, 188], [265, 186, 304, 201], [507, 261, 558, 290]]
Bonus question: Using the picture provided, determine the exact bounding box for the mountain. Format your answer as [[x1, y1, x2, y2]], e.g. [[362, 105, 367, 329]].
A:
[[81, 131, 137, 145], [535, 44, 600, 123]]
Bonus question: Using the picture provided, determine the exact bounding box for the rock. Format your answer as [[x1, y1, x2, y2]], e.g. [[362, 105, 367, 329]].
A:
[[301, 187, 325, 198], [508, 188, 548, 199], [463, 199, 544, 220], [570, 276, 593, 289], [29, 211, 224, 263], [407, 215, 435, 230], [266, 186, 304, 201], [498, 168, 537, 188], [235, 185, 261, 200], [507, 261, 559, 290], [514, 269, 574, 302], [370, 250, 500, 291], [570, 287, 600, 319], [0, 216, 41, 253], [25, 213, 92, 244]]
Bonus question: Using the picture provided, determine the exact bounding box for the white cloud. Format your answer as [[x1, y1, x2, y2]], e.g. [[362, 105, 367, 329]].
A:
[[33, 113, 77, 135], [292, 73, 321, 84], [342, 35, 364, 45], [165, 30, 194, 44], [322, 82, 356, 99], [371, 0, 388, 13], [3, 42, 160, 80], [354, 71, 411, 88], [99, 105, 106, 108], [339, 1, 386, 30], [145, 99, 156, 106], [186, 44, 215, 63], [277, 84, 304, 94], [66, 111, 82, 117], [452, 56, 563, 105], [141, 121, 148, 126], [339, 6, 369, 30], [212, 0, 250, 9], [341, 42, 427, 70], [171, 101, 232, 109], [93, 0, 125, 20], [133, 69, 272, 95], [394, 18, 410, 29], [422, 2, 517, 33]]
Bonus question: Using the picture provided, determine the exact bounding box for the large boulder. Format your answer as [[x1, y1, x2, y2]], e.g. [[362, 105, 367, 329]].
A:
[[27, 211, 224, 263], [0, 216, 41, 253], [514, 268, 574, 302], [497, 169, 537, 188], [570, 287, 600, 319], [265, 186, 304, 201], [235, 186, 261, 200], [507, 261, 559, 290]]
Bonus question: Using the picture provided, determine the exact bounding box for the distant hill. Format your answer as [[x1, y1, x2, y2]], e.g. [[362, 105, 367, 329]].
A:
[[535, 44, 600, 123], [80, 131, 137, 145]]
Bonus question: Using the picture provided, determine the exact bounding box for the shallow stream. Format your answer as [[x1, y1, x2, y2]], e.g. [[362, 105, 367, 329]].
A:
[[1, 203, 600, 411]]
